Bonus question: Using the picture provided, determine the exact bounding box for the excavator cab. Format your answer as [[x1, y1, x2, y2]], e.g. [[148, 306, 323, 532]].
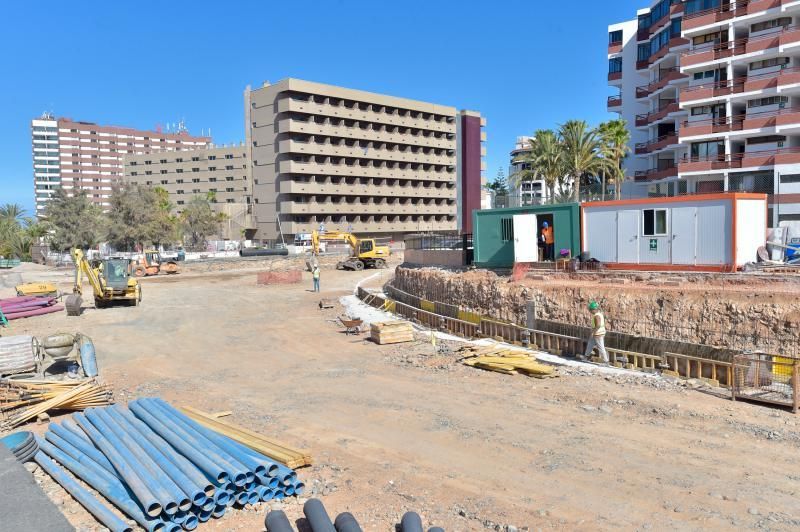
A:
[[103, 259, 133, 290]]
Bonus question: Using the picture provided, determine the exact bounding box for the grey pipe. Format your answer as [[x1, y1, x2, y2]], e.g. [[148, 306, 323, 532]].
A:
[[428, 528, 445, 532], [142, 399, 251, 485], [128, 401, 230, 485], [265, 509, 295, 532], [85, 408, 179, 515], [106, 407, 204, 508], [37, 436, 166, 532], [400, 512, 424, 532], [334, 512, 363, 532], [304, 498, 336, 532], [34, 449, 133, 532], [115, 405, 215, 498], [94, 408, 188, 514], [74, 412, 163, 517]]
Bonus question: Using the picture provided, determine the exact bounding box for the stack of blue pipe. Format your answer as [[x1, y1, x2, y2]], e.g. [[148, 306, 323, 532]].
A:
[[39, 398, 304, 532]]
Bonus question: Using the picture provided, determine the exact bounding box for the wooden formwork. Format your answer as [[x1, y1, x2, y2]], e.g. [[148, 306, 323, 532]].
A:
[[664, 351, 732, 387]]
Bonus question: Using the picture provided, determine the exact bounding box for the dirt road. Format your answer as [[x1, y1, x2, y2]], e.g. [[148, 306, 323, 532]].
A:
[[5, 265, 800, 531]]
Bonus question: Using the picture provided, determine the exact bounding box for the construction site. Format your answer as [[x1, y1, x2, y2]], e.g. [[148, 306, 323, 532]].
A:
[[1, 232, 800, 531]]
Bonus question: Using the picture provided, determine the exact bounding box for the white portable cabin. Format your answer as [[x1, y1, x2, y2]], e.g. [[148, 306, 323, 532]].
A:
[[581, 193, 767, 272]]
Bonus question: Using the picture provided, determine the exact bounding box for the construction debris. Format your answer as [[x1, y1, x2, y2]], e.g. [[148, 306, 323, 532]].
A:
[[0, 378, 113, 429], [179, 406, 312, 469], [459, 345, 556, 378], [370, 320, 414, 345]]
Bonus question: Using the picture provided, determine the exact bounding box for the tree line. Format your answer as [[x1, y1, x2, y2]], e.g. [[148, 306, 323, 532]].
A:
[[492, 119, 631, 202], [0, 184, 226, 260]]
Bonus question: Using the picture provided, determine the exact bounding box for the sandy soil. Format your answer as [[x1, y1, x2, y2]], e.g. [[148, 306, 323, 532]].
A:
[[3, 265, 800, 531]]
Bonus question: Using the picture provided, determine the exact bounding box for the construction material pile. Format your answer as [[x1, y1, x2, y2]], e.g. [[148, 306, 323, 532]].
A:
[[460, 345, 556, 378], [266, 498, 444, 532], [1, 378, 112, 429], [370, 320, 414, 345], [0, 295, 63, 320], [39, 398, 304, 531]]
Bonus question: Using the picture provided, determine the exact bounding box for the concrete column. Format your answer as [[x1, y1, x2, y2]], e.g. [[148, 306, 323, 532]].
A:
[[526, 299, 537, 330]]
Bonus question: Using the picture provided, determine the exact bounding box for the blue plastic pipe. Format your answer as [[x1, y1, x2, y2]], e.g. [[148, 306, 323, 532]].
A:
[[93, 408, 188, 514], [129, 401, 231, 485], [33, 448, 132, 532], [182, 514, 199, 530], [74, 412, 163, 517], [198, 508, 212, 522], [44, 431, 125, 491], [37, 437, 165, 532], [141, 400, 250, 486], [86, 409, 178, 515], [214, 489, 231, 506], [106, 407, 202, 508], [51, 420, 116, 474], [114, 406, 215, 498], [78, 334, 98, 377], [211, 504, 226, 518]]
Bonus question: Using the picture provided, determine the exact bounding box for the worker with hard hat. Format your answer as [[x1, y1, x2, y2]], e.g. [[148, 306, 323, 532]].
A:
[[583, 301, 608, 363], [540, 221, 554, 261]]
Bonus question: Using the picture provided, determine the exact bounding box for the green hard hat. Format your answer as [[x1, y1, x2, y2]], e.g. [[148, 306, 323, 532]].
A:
[[588, 301, 599, 311]]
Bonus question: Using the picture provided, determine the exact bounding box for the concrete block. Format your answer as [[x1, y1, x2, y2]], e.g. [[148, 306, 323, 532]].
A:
[[662, 369, 681, 378]]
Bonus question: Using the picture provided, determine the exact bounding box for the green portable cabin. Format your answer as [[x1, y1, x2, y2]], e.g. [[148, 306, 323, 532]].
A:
[[472, 203, 581, 268]]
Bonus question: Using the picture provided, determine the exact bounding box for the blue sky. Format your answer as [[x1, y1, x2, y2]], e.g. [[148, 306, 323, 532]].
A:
[[0, 0, 640, 215]]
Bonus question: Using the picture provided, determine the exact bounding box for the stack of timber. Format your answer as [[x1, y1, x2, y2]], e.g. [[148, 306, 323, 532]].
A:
[[0, 378, 113, 429], [179, 406, 312, 469], [370, 320, 414, 345], [460, 345, 556, 378]]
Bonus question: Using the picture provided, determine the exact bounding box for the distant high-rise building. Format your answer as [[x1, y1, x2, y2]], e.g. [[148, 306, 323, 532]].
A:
[[31, 114, 210, 215], [244, 78, 485, 241]]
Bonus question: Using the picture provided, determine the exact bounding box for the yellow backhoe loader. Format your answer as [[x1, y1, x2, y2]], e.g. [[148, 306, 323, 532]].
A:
[[310, 230, 390, 271], [65, 249, 141, 315], [132, 250, 179, 277]]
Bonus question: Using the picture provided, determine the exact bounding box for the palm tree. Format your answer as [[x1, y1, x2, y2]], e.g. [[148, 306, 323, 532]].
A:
[[510, 130, 564, 205], [0, 203, 26, 227], [597, 119, 631, 200], [559, 120, 612, 202]]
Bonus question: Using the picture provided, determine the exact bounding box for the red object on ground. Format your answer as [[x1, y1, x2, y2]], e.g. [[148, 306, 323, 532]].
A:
[[4, 305, 64, 320], [256, 271, 302, 285]]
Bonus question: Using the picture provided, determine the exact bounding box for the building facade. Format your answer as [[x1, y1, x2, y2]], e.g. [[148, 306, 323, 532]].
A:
[[507, 136, 550, 206], [610, 0, 800, 225], [31, 113, 209, 216], [244, 78, 484, 241], [124, 144, 255, 240]]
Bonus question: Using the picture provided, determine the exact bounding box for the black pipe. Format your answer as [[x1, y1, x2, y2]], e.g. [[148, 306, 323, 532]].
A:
[[334, 512, 363, 532], [400, 512, 424, 532], [239, 248, 289, 257], [265, 509, 295, 532], [303, 498, 336, 532]]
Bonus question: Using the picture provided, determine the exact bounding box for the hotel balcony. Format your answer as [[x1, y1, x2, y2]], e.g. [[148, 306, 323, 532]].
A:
[[635, 99, 680, 127], [635, 133, 679, 155], [682, 3, 735, 32], [636, 67, 688, 98], [608, 40, 623, 55], [681, 26, 800, 68], [279, 199, 454, 216], [634, 162, 678, 182], [679, 146, 800, 173], [680, 107, 800, 138], [608, 71, 623, 83], [680, 67, 800, 104], [607, 95, 622, 111]]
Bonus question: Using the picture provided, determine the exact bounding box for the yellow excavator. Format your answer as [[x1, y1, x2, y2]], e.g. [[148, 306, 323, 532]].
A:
[[65, 249, 142, 315], [310, 230, 390, 271]]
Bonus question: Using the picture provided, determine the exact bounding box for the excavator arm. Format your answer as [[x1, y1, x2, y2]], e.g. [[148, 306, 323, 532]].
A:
[[311, 230, 358, 256]]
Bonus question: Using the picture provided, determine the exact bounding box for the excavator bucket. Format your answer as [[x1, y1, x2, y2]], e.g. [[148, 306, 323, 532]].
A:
[[65, 294, 83, 316]]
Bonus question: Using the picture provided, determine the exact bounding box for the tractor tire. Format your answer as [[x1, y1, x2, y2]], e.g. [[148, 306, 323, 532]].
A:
[[162, 261, 179, 274], [133, 266, 146, 277], [374, 258, 387, 269], [336, 262, 345, 270], [352, 260, 365, 271], [94, 298, 106, 309]]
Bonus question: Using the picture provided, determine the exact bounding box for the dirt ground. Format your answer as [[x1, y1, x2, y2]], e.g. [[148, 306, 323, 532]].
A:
[[3, 263, 800, 531]]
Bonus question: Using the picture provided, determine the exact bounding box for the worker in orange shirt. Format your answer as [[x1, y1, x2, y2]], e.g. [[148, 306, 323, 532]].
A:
[[540, 221, 554, 261]]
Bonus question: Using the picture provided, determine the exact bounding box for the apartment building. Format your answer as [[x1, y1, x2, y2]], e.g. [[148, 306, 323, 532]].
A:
[[610, 0, 800, 225], [507, 136, 550, 206], [31, 113, 209, 215], [124, 144, 255, 240], [244, 78, 485, 241]]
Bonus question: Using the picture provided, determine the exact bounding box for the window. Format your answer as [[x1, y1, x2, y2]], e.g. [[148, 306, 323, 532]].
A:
[[780, 173, 800, 183], [177, 200, 184, 205], [226, 198, 235, 203], [226, 176, 234, 181], [225, 154, 233, 159], [747, 135, 785, 145], [500, 218, 514, 241], [209, 177, 216, 182], [130, 172, 137, 176], [160, 180, 168, 185], [176, 169, 183, 173], [160, 170, 167, 174], [678, 180, 688, 194], [686, 0, 721, 16], [192, 189, 200, 194], [751, 17, 791, 33], [145, 170, 152, 176], [159, 159, 167, 164], [208, 155, 216, 160], [643, 209, 667, 236], [177, 190, 184, 194], [609, 30, 623, 44], [750, 57, 790, 71], [146, 181, 153, 185], [192, 178, 200, 183], [693, 30, 726, 46], [192, 168, 199, 172], [176, 158, 183, 163], [608, 57, 622, 74], [748, 96, 788, 108], [224, 187, 233, 192], [209, 188, 217, 192], [691, 104, 724, 116], [690, 140, 725, 159], [176, 179, 184, 184], [225, 165, 234, 170], [208, 167, 216, 171], [693, 68, 725, 81], [129, 161, 137, 166], [144, 160, 151, 165], [191, 156, 200, 162]]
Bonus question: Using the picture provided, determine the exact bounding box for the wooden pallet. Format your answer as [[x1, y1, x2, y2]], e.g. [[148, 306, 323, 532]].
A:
[[459, 345, 556, 378], [370, 320, 414, 345]]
